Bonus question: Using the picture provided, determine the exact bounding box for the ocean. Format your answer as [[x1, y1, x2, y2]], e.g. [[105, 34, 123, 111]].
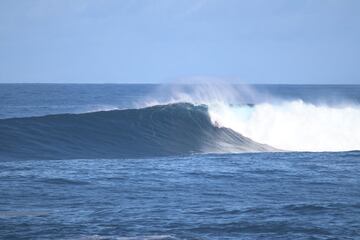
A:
[[0, 84, 360, 239]]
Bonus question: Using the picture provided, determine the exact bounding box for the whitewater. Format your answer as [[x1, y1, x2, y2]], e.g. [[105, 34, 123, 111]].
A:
[[208, 101, 360, 152]]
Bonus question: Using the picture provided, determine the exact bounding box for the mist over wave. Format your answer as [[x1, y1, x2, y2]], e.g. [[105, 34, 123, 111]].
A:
[[142, 83, 360, 152]]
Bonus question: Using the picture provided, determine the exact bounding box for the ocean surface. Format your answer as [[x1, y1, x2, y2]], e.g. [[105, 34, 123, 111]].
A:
[[1, 84, 360, 239]]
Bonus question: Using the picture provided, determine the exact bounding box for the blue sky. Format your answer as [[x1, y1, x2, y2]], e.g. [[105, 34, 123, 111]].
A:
[[0, 0, 359, 84]]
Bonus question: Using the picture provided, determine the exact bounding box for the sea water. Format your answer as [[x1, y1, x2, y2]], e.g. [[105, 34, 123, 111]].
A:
[[0, 84, 359, 239]]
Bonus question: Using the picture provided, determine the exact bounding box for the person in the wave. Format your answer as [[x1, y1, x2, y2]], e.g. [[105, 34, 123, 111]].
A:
[[214, 121, 221, 128]]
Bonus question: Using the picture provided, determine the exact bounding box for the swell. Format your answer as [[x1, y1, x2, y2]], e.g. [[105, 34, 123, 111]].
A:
[[0, 103, 273, 160]]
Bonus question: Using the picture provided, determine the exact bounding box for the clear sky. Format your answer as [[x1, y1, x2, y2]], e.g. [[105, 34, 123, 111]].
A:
[[0, 0, 359, 84]]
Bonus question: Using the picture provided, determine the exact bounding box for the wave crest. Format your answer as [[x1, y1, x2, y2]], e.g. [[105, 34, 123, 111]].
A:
[[0, 103, 273, 160]]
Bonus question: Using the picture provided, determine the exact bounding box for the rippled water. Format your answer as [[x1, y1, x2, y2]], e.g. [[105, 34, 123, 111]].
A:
[[1, 152, 360, 239], [1, 84, 360, 239]]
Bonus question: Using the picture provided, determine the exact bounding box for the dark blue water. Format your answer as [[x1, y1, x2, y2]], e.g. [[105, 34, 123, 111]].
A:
[[1, 153, 360, 239], [1, 84, 360, 239]]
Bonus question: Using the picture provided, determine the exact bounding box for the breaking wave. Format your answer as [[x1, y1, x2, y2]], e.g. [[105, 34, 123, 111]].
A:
[[0, 103, 273, 160], [1, 83, 359, 158], [141, 84, 360, 152]]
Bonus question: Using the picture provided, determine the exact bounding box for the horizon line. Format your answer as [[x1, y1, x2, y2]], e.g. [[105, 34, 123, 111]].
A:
[[0, 82, 359, 85]]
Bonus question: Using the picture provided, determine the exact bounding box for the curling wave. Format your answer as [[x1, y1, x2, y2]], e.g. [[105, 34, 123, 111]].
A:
[[0, 103, 273, 160]]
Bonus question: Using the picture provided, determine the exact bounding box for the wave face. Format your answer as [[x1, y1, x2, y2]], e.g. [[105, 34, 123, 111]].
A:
[[208, 101, 360, 152], [0, 103, 273, 160]]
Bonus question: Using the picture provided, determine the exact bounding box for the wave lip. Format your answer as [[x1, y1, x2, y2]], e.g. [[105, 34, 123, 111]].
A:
[[0, 103, 274, 160]]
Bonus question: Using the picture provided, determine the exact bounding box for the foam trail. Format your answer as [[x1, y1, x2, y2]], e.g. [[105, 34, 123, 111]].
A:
[[208, 100, 360, 152]]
